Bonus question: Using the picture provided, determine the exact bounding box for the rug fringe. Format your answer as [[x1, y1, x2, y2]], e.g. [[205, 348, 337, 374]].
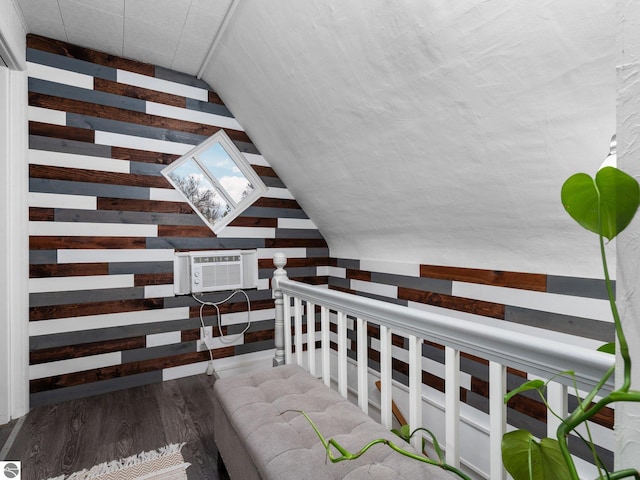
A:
[[47, 443, 186, 480]]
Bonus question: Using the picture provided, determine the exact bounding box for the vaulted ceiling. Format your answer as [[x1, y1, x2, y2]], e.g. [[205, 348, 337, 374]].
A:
[[14, 0, 616, 277]]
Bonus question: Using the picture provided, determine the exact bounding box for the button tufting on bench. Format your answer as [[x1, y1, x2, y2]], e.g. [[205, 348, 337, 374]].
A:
[[214, 364, 457, 480]]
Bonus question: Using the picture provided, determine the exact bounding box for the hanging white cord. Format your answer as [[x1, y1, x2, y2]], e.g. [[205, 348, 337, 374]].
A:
[[192, 290, 252, 345]]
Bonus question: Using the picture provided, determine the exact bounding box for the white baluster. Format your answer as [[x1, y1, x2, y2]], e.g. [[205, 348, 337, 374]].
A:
[[294, 297, 303, 366], [321, 306, 330, 387], [283, 294, 292, 365], [307, 301, 316, 376], [489, 360, 507, 480], [272, 252, 288, 366], [357, 317, 368, 414], [337, 311, 348, 398], [445, 346, 460, 466], [408, 335, 423, 451], [379, 324, 393, 430]]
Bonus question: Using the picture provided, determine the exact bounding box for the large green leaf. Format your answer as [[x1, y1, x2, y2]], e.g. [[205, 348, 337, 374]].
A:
[[561, 167, 640, 241], [504, 379, 545, 404], [502, 430, 571, 480]]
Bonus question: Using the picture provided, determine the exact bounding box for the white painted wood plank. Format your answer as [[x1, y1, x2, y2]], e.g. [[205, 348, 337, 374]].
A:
[[117, 69, 208, 101], [489, 361, 507, 480], [29, 352, 121, 380], [294, 297, 303, 367], [27, 106, 66, 126], [28, 192, 96, 210], [222, 308, 274, 326], [29, 307, 190, 336], [316, 266, 346, 278], [277, 218, 317, 230], [29, 221, 157, 237], [321, 306, 330, 387], [337, 311, 348, 398], [27, 61, 94, 89], [29, 274, 134, 293], [144, 284, 175, 299], [262, 187, 295, 199], [379, 324, 393, 429], [146, 101, 243, 131], [57, 248, 175, 264], [94, 131, 193, 155], [146, 331, 181, 347], [149, 187, 185, 202], [216, 226, 276, 238], [283, 294, 292, 365], [307, 302, 317, 376], [29, 149, 130, 173], [360, 259, 420, 277], [408, 334, 423, 451], [256, 248, 307, 260], [445, 346, 460, 467]]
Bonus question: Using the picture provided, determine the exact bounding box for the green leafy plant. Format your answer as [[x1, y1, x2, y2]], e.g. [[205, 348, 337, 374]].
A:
[[501, 166, 640, 480]]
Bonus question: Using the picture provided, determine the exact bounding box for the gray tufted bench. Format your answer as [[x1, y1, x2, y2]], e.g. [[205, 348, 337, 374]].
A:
[[213, 364, 457, 480]]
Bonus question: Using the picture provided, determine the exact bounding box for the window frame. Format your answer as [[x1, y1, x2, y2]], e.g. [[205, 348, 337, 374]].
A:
[[161, 129, 267, 234]]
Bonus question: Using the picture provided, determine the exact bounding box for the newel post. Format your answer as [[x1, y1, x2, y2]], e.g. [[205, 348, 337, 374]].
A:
[[272, 252, 288, 366]]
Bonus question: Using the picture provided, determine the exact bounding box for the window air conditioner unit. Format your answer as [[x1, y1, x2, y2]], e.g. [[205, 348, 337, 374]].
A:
[[173, 249, 258, 295]]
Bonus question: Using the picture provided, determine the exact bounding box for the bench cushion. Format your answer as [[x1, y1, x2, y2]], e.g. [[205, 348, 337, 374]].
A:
[[213, 364, 456, 480]]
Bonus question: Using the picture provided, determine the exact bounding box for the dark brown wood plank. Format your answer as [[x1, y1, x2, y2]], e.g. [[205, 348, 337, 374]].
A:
[[347, 269, 372, 281], [29, 164, 171, 189], [208, 91, 225, 105], [266, 238, 328, 248], [97, 197, 192, 214], [27, 34, 155, 76], [30, 337, 146, 364], [29, 207, 54, 221], [29, 121, 95, 143], [398, 287, 505, 319], [252, 165, 279, 178], [29, 298, 164, 321], [157, 225, 213, 238], [30, 263, 109, 278], [111, 147, 180, 165], [251, 197, 302, 209], [134, 272, 174, 286], [228, 217, 278, 228], [29, 236, 146, 250], [94, 78, 186, 108], [257, 257, 334, 269], [420, 264, 547, 292]]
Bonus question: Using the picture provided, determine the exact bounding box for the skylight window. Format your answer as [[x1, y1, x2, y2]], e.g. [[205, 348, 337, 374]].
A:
[[162, 130, 266, 234]]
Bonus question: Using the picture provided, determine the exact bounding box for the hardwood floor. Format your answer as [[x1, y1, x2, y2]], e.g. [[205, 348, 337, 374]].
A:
[[1, 374, 230, 480]]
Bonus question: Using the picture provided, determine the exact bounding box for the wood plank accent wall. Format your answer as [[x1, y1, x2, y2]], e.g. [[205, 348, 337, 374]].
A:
[[26, 34, 328, 407], [325, 257, 615, 467]]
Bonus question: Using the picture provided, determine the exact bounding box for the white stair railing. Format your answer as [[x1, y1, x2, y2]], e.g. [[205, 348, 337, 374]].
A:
[[271, 254, 614, 478]]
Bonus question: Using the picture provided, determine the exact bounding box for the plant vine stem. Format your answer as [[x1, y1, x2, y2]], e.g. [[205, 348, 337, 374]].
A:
[[599, 231, 631, 393], [557, 391, 640, 479], [295, 410, 472, 480]]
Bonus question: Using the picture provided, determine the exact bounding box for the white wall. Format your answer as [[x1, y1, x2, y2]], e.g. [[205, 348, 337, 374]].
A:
[[615, 0, 640, 470], [0, 0, 28, 424], [207, 0, 615, 278]]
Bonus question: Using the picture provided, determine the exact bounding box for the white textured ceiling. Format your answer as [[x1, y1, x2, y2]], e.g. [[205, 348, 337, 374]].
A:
[[14, 0, 231, 75], [15, 0, 617, 277]]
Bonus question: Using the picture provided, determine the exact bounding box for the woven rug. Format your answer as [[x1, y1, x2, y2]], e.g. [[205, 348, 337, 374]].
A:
[[46, 443, 190, 480]]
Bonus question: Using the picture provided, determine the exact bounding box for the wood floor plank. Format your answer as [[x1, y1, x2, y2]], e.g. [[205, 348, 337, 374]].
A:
[[6, 374, 228, 480]]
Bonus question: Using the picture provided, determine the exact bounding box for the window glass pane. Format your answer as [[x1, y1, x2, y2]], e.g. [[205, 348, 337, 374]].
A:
[[199, 142, 255, 203], [167, 158, 231, 225]]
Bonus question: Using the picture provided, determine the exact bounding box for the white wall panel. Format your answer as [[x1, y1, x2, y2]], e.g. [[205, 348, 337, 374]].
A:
[[94, 131, 193, 155], [27, 61, 94, 89], [117, 69, 208, 101], [57, 248, 175, 264], [28, 192, 97, 210], [29, 274, 134, 293], [29, 221, 157, 237], [29, 352, 121, 380], [27, 106, 66, 125], [146, 101, 243, 131], [29, 149, 130, 173]]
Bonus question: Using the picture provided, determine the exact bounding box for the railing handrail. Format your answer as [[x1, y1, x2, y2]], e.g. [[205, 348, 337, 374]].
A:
[[276, 277, 615, 394]]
